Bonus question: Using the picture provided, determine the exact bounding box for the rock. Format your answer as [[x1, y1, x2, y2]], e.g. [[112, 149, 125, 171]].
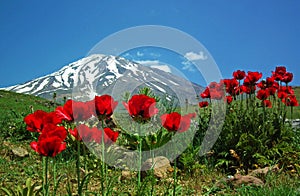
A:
[[119, 170, 134, 181], [3, 141, 10, 147], [248, 165, 279, 177], [227, 174, 264, 187], [11, 147, 29, 158], [292, 119, 300, 129], [103, 145, 139, 169], [141, 156, 172, 180], [286, 119, 300, 129]]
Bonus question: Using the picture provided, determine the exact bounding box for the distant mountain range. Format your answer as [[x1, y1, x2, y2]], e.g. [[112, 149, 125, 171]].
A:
[[3, 54, 203, 104]]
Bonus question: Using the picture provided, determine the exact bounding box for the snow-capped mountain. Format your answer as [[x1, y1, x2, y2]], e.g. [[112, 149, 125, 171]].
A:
[[3, 54, 203, 104]]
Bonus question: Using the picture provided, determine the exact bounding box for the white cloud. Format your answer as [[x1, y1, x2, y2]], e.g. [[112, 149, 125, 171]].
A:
[[181, 51, 207, 72], [136, 60, 171, 73], [184, 51, 207, 61]]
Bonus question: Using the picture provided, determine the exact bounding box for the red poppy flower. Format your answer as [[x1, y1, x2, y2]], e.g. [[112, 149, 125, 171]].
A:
[[263, 100, 272, 108], [24, 110, 48, 132], [241, 85, 256, 94], [77, 124, 99, 143], [69, 127, 81, 141], [199, 101, 209, 108], [103, 127, 119, 144], [30, 136, 66, 157], [186, 113, 197, 118], [233, 70, 246, 80], [279, 86, 295, 95], [160, 112, 195, 133], [266, 77, 279, 89], [226, 96, 233, 104], [200, 87, 210, 99], [30, 125, 67, 157], [56, 99, 74, 122], [208, 81, 219, 89], [267, 87, 277, 96], [272, 66, 286, 81], [43, 111, 63, 125], [223, 79, 239, 96], [284, 86, 295, 95], [76, 124, 118, 144], [123, 94, 158, 121], [283, 95, 299, 107], [95, 95, 118, 119], [281, 72, 293, 84], [244, 71, 262, 85], [89, 127, 103, 143], [277, 90, 288, 100], [93, 127, 119, 144], [208, 81, 225, 100], [40, 124, 67, 140], [277, 86, 295, 100], [56, 100, 94, 122], [274, 66, 287, 75], [257, 80, 267, 89], [257, 89, 270, 100], [73, 100, 95, 121], [211, 90, 225, 100], [240, 85, 249, 94]]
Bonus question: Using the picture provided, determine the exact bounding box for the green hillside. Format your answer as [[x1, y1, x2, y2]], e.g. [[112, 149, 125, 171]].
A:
[[292, 86, 300, 119], [0, 90, 57, 140]]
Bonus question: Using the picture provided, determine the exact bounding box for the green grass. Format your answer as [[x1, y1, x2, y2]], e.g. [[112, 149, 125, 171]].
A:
[[292, 86, 300, 119], [0, 90, 59, 191], [0, 90, 57, 140], [0, 89, 57, 115], [0, 89, 299, 195], [235, 172, 300, 195]]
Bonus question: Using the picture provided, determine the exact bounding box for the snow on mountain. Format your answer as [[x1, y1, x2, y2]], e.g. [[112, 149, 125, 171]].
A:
[[3, 54, 203, 104]]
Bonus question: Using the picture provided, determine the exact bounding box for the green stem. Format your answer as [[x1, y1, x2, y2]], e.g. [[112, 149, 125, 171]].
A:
[[150, 145, 155, 196], [101, 119, 106, 196], [53, 157, 57, 196], [76, 140, 81, 196], [83, 145, 87, 173], [137, 124, 142, 191], [43, 156, 49, 196], [246, 94, 249, 110], [173, 158, 177, 196], [263, 102, 266, 133], [271, 95, 275, 117], [239, 80, 243, 108]]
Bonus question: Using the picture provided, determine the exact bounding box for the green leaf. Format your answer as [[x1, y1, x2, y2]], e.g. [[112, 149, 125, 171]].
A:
[[1, 187, 15, 196], [78, 173, 92, 194], [53, 175, 65, 196]]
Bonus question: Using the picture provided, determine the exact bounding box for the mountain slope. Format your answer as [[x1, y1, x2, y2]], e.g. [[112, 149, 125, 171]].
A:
[[3, 54, 203, 104], [0, 90, 56, 139]]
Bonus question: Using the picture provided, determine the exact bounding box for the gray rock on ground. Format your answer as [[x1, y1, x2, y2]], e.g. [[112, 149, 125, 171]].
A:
[[227, 173, 264, 187], [141, 156, 172, 180], [12, 147, 29, 158]]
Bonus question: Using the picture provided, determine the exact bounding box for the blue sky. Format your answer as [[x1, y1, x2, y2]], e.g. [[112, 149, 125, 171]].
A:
[[0, 0, 300, 88]]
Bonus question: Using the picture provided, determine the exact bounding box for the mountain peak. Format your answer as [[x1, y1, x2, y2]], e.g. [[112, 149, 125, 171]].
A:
[[3, 54, 203, 104]]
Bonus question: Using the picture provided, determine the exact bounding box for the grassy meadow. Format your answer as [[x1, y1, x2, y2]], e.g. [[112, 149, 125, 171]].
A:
[[0, 88, 299, 195]]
